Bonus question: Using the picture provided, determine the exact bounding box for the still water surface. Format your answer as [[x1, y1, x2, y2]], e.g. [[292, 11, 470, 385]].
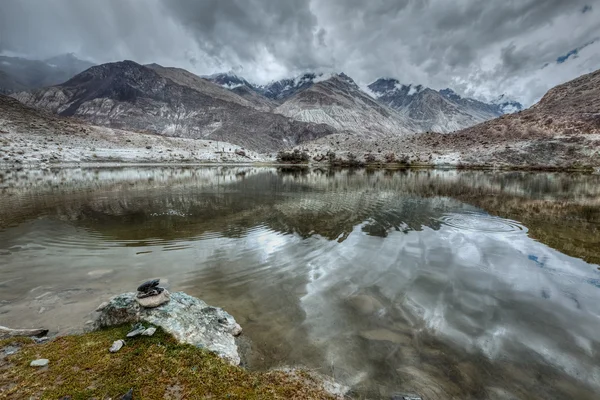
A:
[[1, 167, 599, 399]]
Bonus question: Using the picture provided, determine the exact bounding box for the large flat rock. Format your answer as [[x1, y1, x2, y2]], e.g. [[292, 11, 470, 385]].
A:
[[93, 292, 242, 365]]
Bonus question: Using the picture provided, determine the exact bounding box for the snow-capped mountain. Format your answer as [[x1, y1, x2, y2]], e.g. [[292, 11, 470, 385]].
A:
[[274, 73, 416, 137], [491, 94, 523, 114], [203, 71, 252, 89], [258, 72, 329, 101], [204, 71, 276, 111], [369, 78, 512, 133]]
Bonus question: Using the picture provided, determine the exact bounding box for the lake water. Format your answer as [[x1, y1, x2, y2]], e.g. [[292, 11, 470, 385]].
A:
[[1, 167, 599, 399]]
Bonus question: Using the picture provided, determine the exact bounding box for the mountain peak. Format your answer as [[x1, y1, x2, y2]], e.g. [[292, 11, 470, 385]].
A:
[[204, 71, 251, 89], [491, 94, 523, 114], [439, 88, 462, 101]]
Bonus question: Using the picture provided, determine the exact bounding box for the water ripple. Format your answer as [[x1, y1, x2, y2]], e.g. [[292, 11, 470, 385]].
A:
[[439, 211, 528, 234]]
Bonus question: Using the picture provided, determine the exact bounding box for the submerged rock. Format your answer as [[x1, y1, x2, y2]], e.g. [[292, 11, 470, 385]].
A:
[[93, 292, 242, 365]]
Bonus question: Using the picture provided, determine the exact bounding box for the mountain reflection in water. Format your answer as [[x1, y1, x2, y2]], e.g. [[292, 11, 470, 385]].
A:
[[0, 167, 599, 399]]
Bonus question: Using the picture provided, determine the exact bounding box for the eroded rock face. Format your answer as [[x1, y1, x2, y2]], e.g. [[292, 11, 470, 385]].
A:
[[93, 292, 242, 365]]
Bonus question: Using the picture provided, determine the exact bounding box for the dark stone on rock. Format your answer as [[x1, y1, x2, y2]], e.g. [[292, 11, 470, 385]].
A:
[[136, 279, 160, 294], [136, 279, 166, 299]]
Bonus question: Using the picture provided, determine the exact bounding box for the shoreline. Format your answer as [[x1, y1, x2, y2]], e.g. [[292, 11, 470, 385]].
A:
[[0, 290, 348, 399], [1, 160, 598, 173]]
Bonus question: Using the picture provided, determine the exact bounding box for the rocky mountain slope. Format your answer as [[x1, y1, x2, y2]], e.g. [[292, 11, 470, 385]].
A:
[[0, 94, 269, 166], [11, 61, 335, 152], [0, 53, 94, 94], [274, 73, 416, 137], [368, 78, 522, 133], [296, 69, 600, 169]]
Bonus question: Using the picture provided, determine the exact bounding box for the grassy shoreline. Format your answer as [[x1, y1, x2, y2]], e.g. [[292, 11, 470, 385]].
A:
[[0, 325, 339, 399]]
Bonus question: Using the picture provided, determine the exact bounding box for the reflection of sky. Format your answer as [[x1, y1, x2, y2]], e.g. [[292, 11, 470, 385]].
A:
[[300, 215, 600, 390]]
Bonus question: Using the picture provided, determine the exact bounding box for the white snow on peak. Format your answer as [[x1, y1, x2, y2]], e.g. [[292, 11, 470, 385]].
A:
[[222, 82, 244, 89], [407, 84, 422, 96]]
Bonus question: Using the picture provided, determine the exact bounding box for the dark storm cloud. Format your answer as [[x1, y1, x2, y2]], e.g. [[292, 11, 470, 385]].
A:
[[160, 0, 326, 72], [0, 0, 599, 105]]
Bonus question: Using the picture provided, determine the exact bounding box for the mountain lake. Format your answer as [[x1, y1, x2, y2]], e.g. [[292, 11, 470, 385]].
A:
[[0, 166, 599, 399]]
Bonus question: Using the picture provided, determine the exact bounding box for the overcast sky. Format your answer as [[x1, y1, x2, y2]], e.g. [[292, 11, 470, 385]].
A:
[[1, 0, 599, 106]]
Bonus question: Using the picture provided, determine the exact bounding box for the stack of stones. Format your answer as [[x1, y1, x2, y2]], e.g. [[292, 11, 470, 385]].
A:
[[135, 279, 170, 308]]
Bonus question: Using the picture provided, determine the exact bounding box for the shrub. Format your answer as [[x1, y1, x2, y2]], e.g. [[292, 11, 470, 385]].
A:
[[364, 153, 377, 163], [384, 152, 396, 163], [276, 149, 309, 164]]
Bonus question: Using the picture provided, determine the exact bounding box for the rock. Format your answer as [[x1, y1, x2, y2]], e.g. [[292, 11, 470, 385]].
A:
[[136, 290, 170, 308], [120, 388, 133, 400], [87, 269, 113, 278], [391, 395, 422, 400], [359, 329, 409, 344], [93, 292, 242, 365], [109, 339, 125, 353], [142, 327, 157, 336], [30, 359, 49, 367], [126, 324, 146, 338], [137, 279, 160, 293], [1, 345, 21, 358], [34, 337, 49, 344], [230, 323, 243, 337], [0, 325, 48, 339], [95, 302, 109, 312], [345, 294, 384, 315]]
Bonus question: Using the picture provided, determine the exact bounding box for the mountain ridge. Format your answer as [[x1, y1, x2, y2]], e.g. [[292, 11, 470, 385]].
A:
[[11, 60, 335, 151]]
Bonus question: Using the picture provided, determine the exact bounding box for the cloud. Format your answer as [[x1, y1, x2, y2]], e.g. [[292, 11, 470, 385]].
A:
[[0, 0, 598, 106]]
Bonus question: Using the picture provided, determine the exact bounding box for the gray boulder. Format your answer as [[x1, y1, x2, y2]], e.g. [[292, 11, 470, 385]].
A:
[[93, 292, 243, 365]]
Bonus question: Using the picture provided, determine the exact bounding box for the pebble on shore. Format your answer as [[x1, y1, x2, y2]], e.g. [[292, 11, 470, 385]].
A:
[[30, 358, 49, 367]]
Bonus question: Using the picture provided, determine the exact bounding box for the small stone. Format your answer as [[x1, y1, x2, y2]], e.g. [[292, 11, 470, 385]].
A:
[[136, 290, 170, 308], [231, 323, 243, 337], [30, 359, 49, 367], [391, 394, 422, 400], [109, 339, 125, 353], [34, 337, 49, 344], [142, 327, 157, 336], [95, 301, 109, 312], [126, 324, 146, 338], [2, 345, 20, 357]]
